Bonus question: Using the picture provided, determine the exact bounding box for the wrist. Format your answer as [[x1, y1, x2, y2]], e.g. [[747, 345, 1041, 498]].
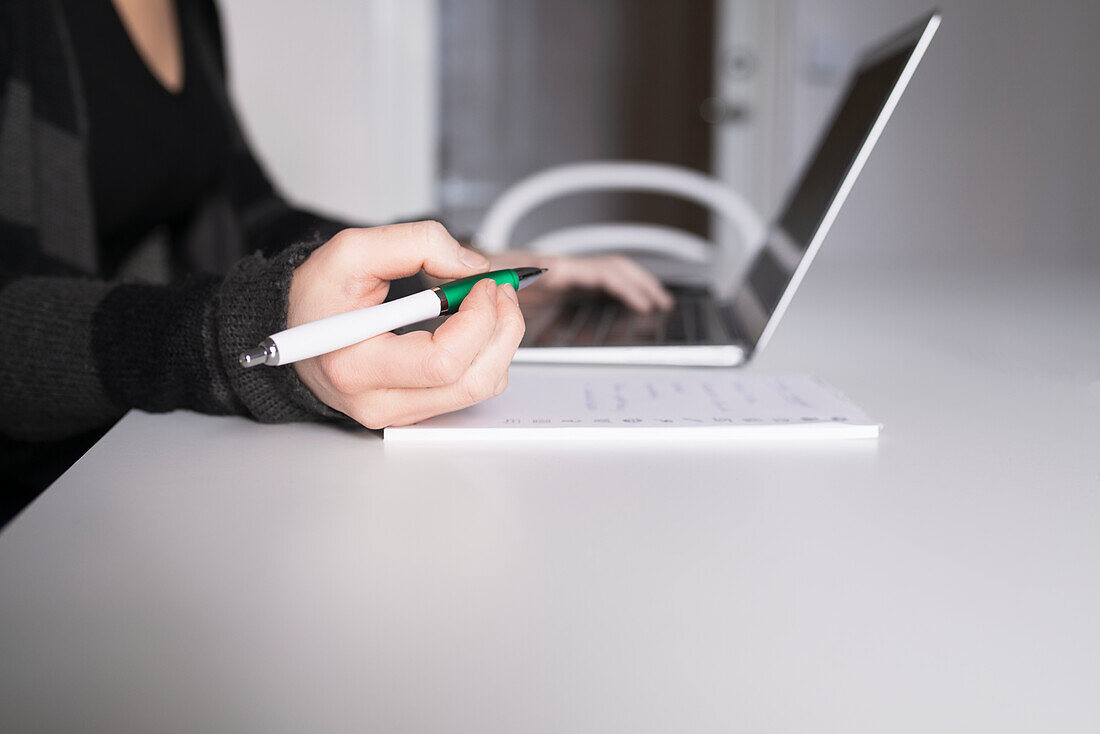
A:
[[218, 237, 343, 423]]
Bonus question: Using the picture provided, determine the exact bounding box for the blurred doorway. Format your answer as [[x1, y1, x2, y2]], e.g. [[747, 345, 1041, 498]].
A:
[[438, 0, 716, 245]]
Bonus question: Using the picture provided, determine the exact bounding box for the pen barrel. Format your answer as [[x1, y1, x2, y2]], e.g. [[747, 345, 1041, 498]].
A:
[[438, 270, 519, 313], [268, 289, 442, 366]]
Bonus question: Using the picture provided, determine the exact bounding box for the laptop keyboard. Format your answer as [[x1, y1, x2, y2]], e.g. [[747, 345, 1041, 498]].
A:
[[522, 287, 742, 348]]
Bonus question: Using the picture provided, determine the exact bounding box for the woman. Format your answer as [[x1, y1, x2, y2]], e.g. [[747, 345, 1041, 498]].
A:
[[0, 0, 670, 511]]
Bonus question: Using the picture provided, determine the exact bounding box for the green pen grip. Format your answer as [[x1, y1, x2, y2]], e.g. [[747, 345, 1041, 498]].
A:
[[438, 269, 519, 312]]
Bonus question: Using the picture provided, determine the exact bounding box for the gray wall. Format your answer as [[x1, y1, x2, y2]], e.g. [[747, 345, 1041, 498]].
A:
[[782, 0, 1099, 267], [219, 0, 438, 225]]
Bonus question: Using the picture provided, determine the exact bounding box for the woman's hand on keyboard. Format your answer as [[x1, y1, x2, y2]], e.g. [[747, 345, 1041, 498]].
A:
[[486, 252, 674, 312]]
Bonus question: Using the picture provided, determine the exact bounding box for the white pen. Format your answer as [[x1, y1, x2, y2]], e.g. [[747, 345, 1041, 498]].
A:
[[238, 268, 545, 368]]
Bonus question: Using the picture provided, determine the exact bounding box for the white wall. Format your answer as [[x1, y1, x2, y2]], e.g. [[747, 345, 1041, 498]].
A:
[[780, 0, 1100, 266], [217, 0, 438, 225]]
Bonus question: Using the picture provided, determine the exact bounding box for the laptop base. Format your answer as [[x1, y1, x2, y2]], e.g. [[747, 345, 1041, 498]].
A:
[[513, 344, 745, 366]]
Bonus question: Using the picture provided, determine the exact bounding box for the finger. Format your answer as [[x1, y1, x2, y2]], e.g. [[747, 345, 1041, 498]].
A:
[[363, 285, 525, 427], [335, 221, 490, 282], [391, 284, 525, 425], [542, 257, 659, 311], [612, 257, 675, 310], [606, 258, 674, 311], [322, 278, 499, 392], [584, 260, 654, 312]]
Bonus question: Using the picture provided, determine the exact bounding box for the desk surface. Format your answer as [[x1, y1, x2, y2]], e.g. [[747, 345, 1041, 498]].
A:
[[2, 257, 1098, 733]]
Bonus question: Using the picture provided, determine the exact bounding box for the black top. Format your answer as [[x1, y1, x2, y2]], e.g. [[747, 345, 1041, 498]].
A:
[[2, 0, 350, 521], [59, 0, 232, 276]]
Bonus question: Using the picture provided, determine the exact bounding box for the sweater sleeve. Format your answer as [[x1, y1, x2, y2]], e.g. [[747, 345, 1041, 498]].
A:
[[0, 238, 342, 442]]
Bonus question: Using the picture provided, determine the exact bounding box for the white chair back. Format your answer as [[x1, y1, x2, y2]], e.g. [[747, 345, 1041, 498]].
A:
[[475, 161, 766, 283]]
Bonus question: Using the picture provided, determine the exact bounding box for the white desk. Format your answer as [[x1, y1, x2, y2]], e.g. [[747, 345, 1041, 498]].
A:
[[2, 256, 1098, 733]]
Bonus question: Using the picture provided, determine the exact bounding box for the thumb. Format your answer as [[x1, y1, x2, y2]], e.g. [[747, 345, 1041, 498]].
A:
[[337, 221, 490, 282]]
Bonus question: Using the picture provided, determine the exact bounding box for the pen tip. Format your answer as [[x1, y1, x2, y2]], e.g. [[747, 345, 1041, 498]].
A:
[[513, 266, 547, 290]]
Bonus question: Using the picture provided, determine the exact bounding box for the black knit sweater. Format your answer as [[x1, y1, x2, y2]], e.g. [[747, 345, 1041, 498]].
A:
[[0, 0, 415, 493]]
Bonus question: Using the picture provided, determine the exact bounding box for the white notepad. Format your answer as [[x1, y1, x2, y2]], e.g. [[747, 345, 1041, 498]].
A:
[[383, 372, 879, 441]]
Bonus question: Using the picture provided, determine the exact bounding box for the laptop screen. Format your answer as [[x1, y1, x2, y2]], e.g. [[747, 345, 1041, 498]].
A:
[[731, 12, 940, 353]]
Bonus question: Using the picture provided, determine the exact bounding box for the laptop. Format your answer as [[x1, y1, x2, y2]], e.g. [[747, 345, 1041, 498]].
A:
[[512, 11, 941, 366]]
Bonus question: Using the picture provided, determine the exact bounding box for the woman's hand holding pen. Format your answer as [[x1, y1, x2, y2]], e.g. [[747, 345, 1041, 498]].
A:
[[287, 221, 671, 429], [288, 221, 525, 429]]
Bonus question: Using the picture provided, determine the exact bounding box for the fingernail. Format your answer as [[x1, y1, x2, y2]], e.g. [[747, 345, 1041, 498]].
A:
[[459, 247, 490, 269], [501, 283, 518, 303]]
